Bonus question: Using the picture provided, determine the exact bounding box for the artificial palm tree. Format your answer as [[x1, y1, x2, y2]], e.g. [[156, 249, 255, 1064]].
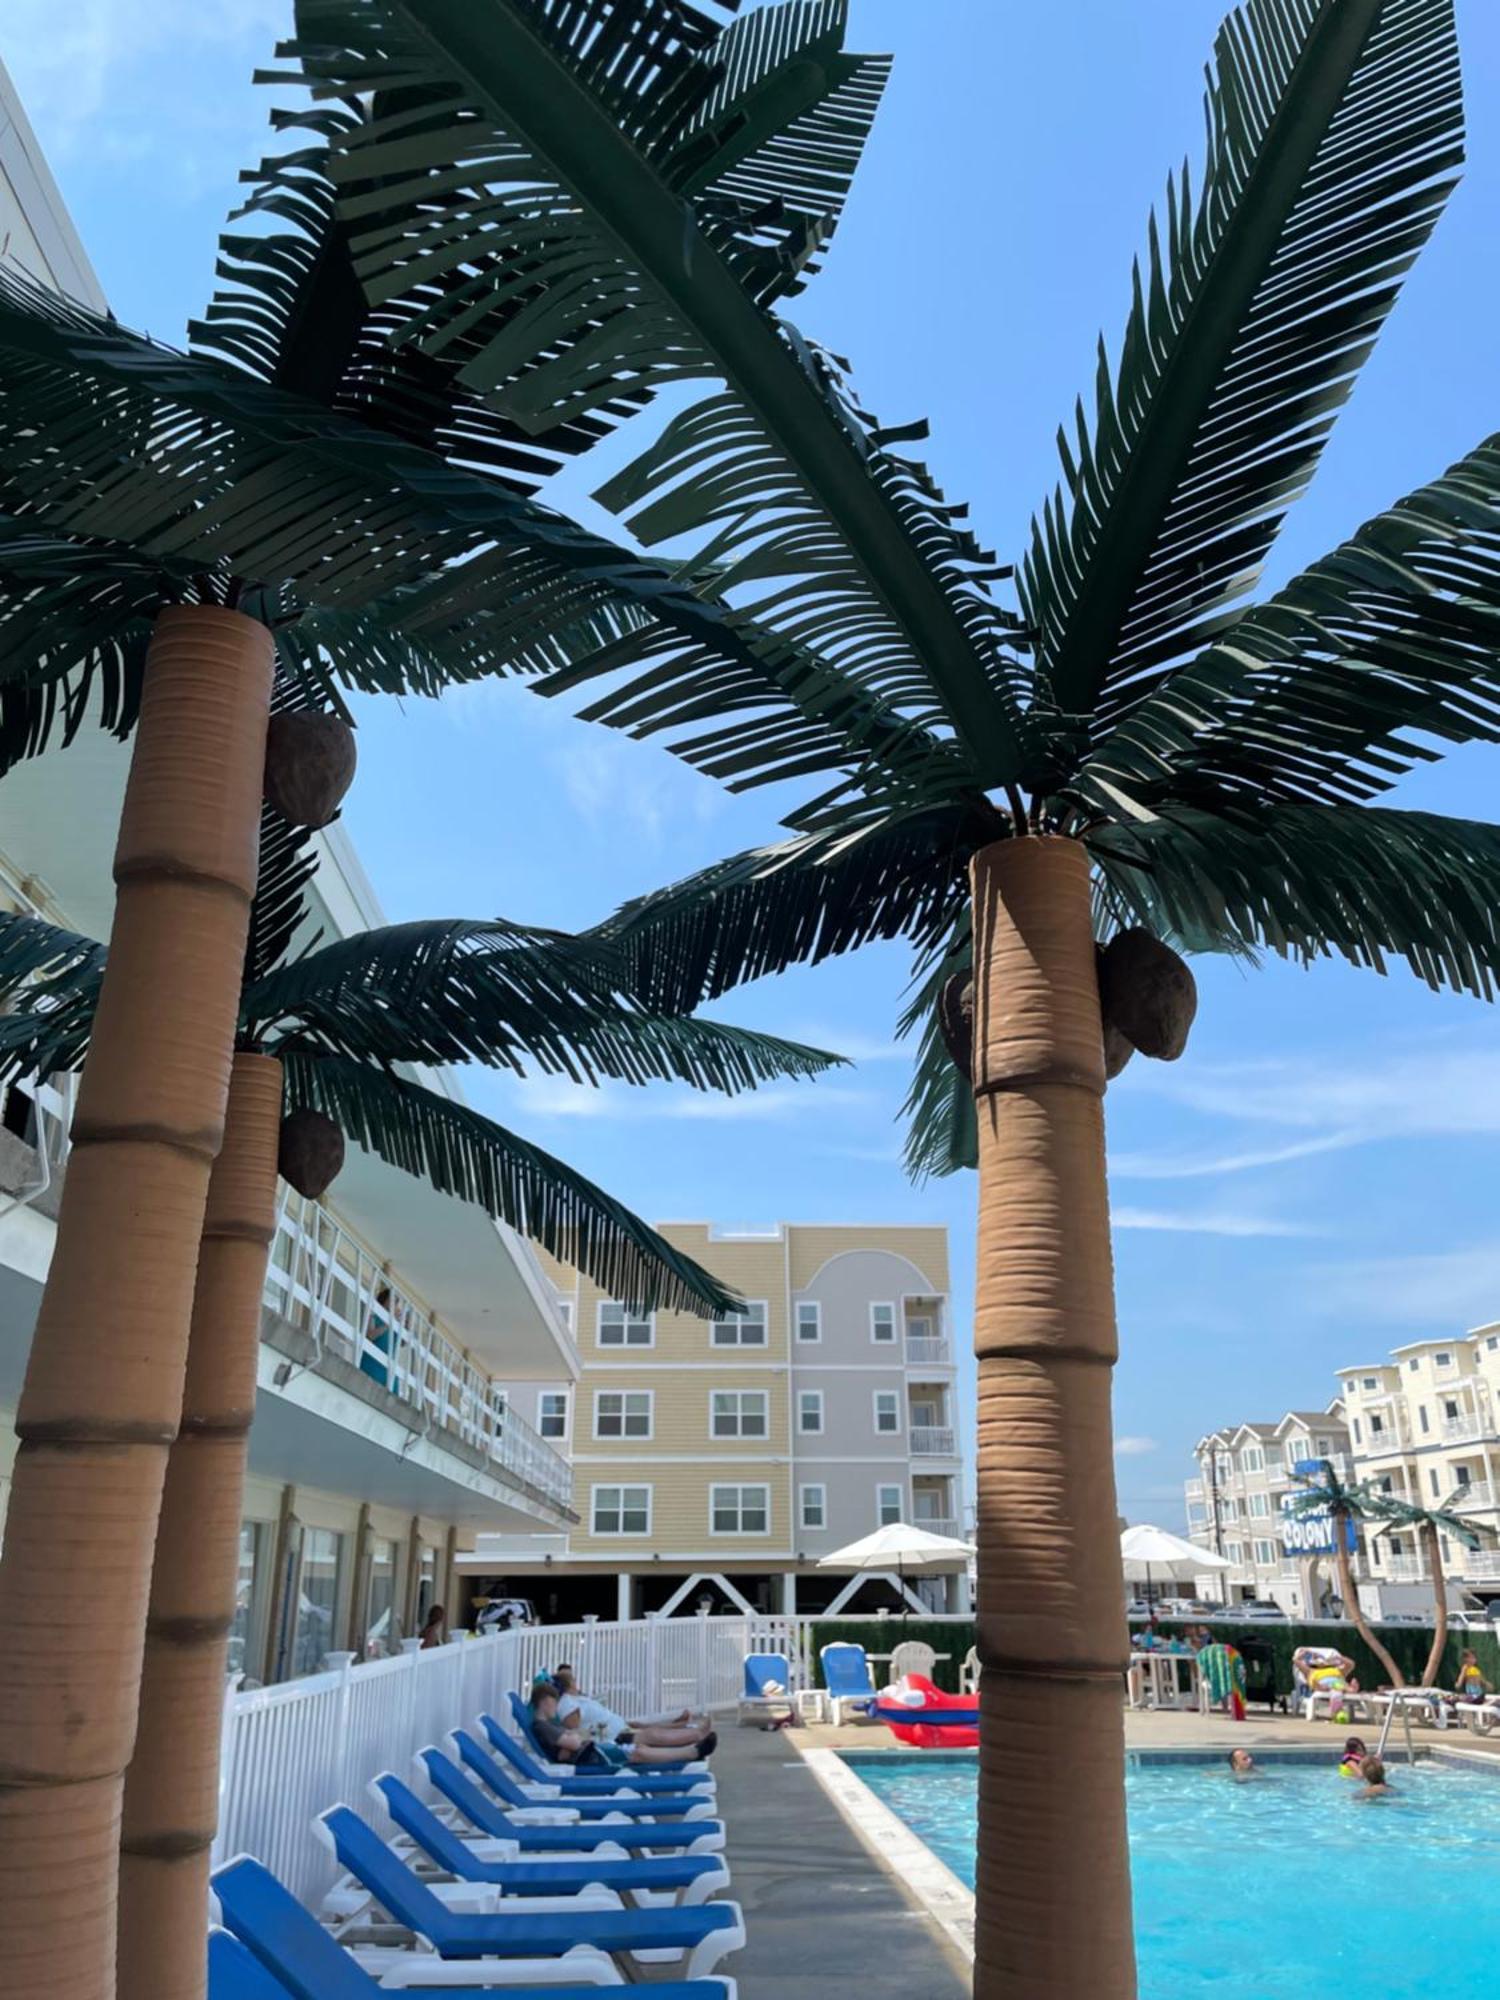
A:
[[1360, 1488, 1492, 1686], [0, 807, 837, 2000], [1284, 1464, 1405, 1687], [0, 36, 886, 1991], [276, 3, 1500, 1993]]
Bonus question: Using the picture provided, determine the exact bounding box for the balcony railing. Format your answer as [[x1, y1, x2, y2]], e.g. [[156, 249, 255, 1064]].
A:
[[905, 1334, 952, 1368], [1463, 1551, 1500, 1580], [909, 1425, 958, 1457], [264, 1190, 572, 1509], [911, 1515, 961, 1538], [1453, 1481, 1497, 1511], [1442, 1414, 1485, 1443], [1379, 1555, 1428, 1582], [1184, 1480, 1205, 1501]]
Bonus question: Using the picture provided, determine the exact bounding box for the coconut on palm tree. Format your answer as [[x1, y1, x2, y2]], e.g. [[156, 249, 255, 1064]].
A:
[[0, 43, 891, 1991], [0, 798, 838, 2000], [279, 3, 1500, 1992], [1360, 1488, 1494, 1686]]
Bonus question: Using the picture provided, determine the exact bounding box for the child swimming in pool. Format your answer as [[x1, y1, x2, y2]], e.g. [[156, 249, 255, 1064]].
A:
[[1337, 1735, 1368, 1777], [1356, 1755, 1393, 1800]]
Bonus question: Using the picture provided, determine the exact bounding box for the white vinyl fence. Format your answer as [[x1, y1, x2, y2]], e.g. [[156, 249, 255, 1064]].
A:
[[215, 1612, 971, 1906]]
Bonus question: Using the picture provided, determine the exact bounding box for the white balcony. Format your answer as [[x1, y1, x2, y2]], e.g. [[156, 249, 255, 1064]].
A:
[[1184, 1480, 1205, 1501], [1463, 1551, 1500, 1581], [1443, 1414, 1485, 1443], [264, 1191, 572, 1510], [911, 1515, 961, 1538], [1379, 1555, 1428, 1582], [1453, 1481, 1497, 1511], [905, 1334, 952, 1368], [910, 1424, 958, 1458]]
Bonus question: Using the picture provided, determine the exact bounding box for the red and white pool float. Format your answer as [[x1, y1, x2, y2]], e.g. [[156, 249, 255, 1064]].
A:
[[872, 1673, 979, 1747]]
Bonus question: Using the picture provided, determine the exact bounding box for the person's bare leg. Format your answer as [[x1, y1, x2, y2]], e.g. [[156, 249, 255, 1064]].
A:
[[626, 1738, 714, 1767], [630, 1724, 706, 1749]]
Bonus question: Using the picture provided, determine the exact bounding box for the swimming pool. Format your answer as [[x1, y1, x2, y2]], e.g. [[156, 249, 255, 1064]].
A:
[[844, 1751, 1500, 1996]]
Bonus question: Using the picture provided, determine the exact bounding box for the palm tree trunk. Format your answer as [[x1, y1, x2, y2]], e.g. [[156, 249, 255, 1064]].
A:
[[969, 835, 1135, 2000], [0, 607, 273, 2000], [1334, 1532, 1404, 1687], [118, 1053, 283, 2000], [1421, 1524, 1448, 1689]]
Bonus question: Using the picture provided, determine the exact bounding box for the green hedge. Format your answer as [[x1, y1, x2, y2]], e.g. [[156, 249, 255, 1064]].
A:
[[807, 1618, 1500, 1697], [808, 1620, 970, 1693]]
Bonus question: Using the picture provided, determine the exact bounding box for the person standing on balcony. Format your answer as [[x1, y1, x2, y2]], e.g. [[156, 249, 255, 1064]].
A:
[[419, 1604, 446, 1649], [362, 1283, 393, 1390]]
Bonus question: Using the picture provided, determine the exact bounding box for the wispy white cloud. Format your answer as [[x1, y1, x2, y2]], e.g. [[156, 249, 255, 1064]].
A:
[[1113, 1206, 1320, 1239], [1114, 1436, 1158, 1457], [1112, 1133, 1362, 1181], [508, 1074, 871, 1126], [1310, 1243, 1500, 1330]]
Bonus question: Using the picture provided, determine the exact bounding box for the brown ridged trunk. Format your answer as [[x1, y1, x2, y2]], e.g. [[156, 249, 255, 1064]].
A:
[[1334, 1529, 1404, 1686], [1421, 1523, 1448, 1689], [970, 836, 1135, 2000], [0, 607, 273, 2000], [118, 1054, 283, 2000]]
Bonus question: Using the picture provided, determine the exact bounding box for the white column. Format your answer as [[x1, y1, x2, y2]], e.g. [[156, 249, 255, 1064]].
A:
[[778, 1571, 797, 1616], [616, 1571, 633, 1623]]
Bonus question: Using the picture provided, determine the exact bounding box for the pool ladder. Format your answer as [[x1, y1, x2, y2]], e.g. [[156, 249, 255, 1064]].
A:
[[1374, 1691, 1421, 1766]]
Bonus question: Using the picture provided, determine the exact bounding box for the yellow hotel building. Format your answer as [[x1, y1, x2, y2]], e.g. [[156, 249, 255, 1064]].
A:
[[474, 1221, 966, 1620]]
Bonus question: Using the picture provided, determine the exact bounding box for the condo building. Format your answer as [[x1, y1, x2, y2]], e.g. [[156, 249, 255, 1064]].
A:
[[1185, 1407, 1358, 1616], [483, 1222, 967, 1620]]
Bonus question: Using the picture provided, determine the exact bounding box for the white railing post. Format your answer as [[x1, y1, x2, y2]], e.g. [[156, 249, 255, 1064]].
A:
[[211, 1672, 243, 1870], [695, 1607, 711, 1712], [401, 1635, 423, 1753], [324, 1650, 357, 1804]]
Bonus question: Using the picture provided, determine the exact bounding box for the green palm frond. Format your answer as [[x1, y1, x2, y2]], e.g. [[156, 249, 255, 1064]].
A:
[[1091, 799, 1500, 999], [0, 912, 107, 1080], [244, 914, 845, 1088], [1361, 1491, 1489, 1548], [591, 804, 982, 1017], [284, 0, 1031, 786], [279, 1050, 740, 1313], [897, 914, 976, 1181], [1285, 1461, 1372, 1516], [1072, 433, 1500, 826], [1022, 0, 1462, 732]]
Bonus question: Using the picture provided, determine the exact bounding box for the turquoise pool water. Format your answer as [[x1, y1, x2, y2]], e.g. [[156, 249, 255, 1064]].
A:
[[845, 1752, 1500, 1996]]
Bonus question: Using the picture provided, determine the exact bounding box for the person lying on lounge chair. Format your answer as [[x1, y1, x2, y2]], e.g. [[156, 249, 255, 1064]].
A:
[[553, 1664, 709, 1749], [531, 1680, 717, 1772]]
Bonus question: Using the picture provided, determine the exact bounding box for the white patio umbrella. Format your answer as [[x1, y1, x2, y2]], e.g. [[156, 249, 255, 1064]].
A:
[[818, 1521, 975, 1618], [1120, 1523, 1232, 1602]]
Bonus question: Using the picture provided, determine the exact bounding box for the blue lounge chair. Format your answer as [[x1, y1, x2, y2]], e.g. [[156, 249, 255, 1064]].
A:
[[737, 1653, 793, 1724], [417, 1746, 725, 1854], [213, 1855, 738, 1998], [488, 1705, 713, 1795], [371, 1773, 728, 1906], [454, 1728, 715, 1821], [315, 1805, 745, 1977], [209, 1929, 291, 2000], [820, 1642, 877, 1723]]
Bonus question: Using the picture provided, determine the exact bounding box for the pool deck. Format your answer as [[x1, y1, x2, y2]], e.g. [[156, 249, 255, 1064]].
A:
[[710, 1719, 971, 2000]]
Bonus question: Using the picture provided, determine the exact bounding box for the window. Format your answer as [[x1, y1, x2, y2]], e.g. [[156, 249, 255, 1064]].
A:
[[797, 1390, 824, 1435], [228, 1523, 267, 1678], [1418, 1406, 1429, 1434], [1241, 1447, 1263, 1473], [598, 1302, 652, 1347], [1488, 1335, 1499, 1352], [795, 1300, 821, 1343], [1265, 1445, 1283, 1466], [1221, 1498, 1239, 1522], [877, 1483, 903, 1526], [712, 1302, 768, 1347], [555, 1299, 574, 1333], [1253, 1539, 1276, 1566], [1389, 1535, 1406, 1558], [1436, 1351, 1453, 1367], [1430, 1469, 1440, 1497], [1187, 1502, 1206, 1524], [594, 1390, 652, 1440], [1455, 1465, 1473, 1488], [1409, 1357, 1420, 1372], [906, 1310, 936, 1342], [592, 1485, 651, 1535], [711, 1483, 769, 1535], [1370, 1413, 1385, 1436], [1226, 1541, 1244, 1566], [538, 1392, 569, 1441], [1345, 1380, 1356, 1395], [1248, 1493, 1270, 1519], [1315, 1437, 1333, 1455], [1379, 1476, 1393, 1494], [711, 1389, 768, 1439], [1351, 1419, 1362, 1444], [800, 1483, 826, 1530], [1362, 1376, 1378, 1391], [873, 1391, 901, 1436], [1444, 1399, 1460, 1421], [292, 1527, 345, 1679], [870, 1302, 897, 1344]]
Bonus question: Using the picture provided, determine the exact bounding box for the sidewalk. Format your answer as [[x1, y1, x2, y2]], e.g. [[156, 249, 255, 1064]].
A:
[[710, 1720, 970, 2000]]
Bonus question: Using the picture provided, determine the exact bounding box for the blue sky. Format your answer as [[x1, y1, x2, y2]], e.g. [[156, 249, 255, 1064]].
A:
[[13, 0, 1500, 1525]]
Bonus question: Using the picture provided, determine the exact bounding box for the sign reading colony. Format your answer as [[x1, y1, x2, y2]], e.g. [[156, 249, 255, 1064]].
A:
[[1279, 1496, 1357, 1557]]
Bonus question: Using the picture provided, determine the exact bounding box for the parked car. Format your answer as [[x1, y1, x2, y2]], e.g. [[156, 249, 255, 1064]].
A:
[[1236, 1600, 1288, 1619], [1160, 1597, 1218, 1617]]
